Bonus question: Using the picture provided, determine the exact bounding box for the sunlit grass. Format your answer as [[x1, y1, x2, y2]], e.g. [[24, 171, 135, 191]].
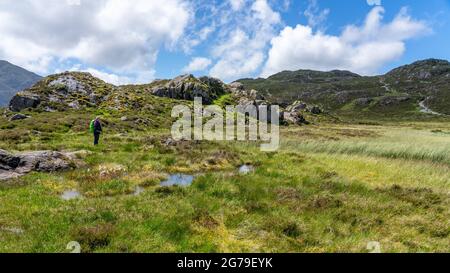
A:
[[285, 126, 450, 165], [0, 117, 449, 253]]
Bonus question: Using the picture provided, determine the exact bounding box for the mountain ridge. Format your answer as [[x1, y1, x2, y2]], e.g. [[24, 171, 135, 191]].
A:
[[237, 58, 450, 117]]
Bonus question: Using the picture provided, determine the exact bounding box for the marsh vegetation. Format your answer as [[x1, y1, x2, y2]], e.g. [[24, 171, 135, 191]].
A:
[[0, 109, 448, 253]]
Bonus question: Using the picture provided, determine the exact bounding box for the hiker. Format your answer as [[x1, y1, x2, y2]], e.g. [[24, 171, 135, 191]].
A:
[[90, 117, 103, 145]]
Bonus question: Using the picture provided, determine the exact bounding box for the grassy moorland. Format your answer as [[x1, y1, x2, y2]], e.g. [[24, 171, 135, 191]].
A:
[[0, 107, 448, 253]]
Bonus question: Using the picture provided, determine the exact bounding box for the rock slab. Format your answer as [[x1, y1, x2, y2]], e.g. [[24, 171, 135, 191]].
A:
[[0, 149, 80, 181]]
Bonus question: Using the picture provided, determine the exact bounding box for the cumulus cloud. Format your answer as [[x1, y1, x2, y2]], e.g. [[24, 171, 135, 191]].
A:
[[183, 57, 212, 73], [261, 6, 429, 77], [209, 0, 282, 81], [0, 0, 192, 83]]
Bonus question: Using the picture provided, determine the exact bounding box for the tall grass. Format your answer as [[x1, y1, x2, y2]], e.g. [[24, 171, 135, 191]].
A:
[[285, 128, 450, 165]]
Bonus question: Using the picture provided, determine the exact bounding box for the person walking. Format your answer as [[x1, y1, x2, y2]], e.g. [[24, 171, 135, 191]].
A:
[[90, 117, 103, 146]]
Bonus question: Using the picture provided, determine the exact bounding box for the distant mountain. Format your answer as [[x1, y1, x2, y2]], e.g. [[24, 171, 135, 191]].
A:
[[0, 60, 42, 107], [237, 59, 450, 117]]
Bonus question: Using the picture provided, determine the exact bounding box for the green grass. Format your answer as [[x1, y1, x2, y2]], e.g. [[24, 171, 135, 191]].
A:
[[284, 125, 450, 166], [213, 94, 237, 108], [0, 111, 449, 253]]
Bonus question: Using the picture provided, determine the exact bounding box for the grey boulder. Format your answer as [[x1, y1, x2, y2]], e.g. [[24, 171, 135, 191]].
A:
[[0, 150, 80, 181], [9, 93, 41, 112]]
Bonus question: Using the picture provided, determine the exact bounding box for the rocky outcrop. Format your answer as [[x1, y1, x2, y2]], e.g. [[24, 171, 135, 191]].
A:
[[9, 93, 41, 112], [229, 82, 267, 107], [151, 74, 227, 104], [229, 82, 266, 105], [229, 82, 278, 122], [9, 72, 116, 112], [280, 101, 323, 125], [49, 75, 88, 94], [43, 74, 107, 108], [281, 111, 308, 125], [0, 150, 82, 181]]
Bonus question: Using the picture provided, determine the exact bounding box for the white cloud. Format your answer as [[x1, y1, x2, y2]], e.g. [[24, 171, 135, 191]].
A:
[[209, 0, 282, 81], [0, 0, 192, 83], [229, 0, 246, 11], [183, 57, 212, 73], [262, 6, 429, 77], [304, 0, 330, 28]]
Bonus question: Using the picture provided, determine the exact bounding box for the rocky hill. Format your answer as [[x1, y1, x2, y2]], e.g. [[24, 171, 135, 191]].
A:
[[8, 72, 233, 113], [238, 59, 450, 117], [383, 59, 450, 115], [0, 60, 42, 107]]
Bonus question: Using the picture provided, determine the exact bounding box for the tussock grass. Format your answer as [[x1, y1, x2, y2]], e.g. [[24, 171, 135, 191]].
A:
[[0, 114, 449, 253], [285, 126, 450, 165]]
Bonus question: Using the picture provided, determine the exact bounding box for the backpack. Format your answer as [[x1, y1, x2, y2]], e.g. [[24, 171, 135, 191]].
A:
[[89, 120, 95, 133]]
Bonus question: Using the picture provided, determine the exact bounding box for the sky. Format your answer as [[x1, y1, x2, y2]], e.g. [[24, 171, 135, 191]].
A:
[[0, 0, 449, 84]]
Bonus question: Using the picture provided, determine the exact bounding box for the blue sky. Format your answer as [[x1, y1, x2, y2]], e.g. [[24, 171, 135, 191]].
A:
[[0, 0, 449, 84], [274, 0, 450, 73]]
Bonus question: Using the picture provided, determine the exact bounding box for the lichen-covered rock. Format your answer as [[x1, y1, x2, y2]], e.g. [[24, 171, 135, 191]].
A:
[[151, 74, 227, 104], [230, 84, 266, 103], [0, 150, 82, 181], [49, 75, 88, 95], [281, 111, 309, 125], [8, 72, 117, 112]]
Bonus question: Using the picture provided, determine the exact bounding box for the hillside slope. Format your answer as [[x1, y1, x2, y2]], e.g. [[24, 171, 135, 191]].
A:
[[238, 59, 450, 117], [0, 60, 42, 106]]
